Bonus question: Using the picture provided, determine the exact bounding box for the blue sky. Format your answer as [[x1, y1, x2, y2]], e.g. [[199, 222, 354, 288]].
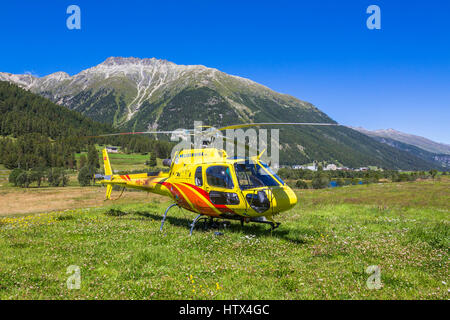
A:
[[0, 0, 449, 143]]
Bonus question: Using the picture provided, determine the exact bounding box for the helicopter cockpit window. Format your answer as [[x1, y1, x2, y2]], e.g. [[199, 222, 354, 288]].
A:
[[206, 166, 234, 189], [234, 161, 281, 190], [259, 161, 284, 186], [195, 166, 203, 186]]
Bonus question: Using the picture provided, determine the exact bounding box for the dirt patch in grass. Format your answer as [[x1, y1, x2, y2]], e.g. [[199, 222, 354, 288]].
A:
[[0, 186, 165, 216]]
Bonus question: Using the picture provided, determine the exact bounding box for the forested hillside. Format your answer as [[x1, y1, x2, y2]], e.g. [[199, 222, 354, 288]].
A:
[[0, 81, 172, 170], [368, 136, 450, 169], [0, 81, 111, 139]]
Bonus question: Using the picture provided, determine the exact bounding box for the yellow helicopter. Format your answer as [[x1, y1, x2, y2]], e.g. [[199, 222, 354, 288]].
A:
[[94, 122, 339, 235]]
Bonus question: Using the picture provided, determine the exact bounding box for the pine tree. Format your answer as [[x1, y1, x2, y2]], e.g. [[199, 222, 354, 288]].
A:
[[149, 152, 157, 167], [78, 166, 95, 186], [87, 145, 100, 169], [79, 154, 87, 169]]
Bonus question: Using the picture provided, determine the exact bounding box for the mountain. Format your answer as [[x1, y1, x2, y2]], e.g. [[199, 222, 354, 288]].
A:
[[352, 127, 450, 169], [0, 57, 330, 129], [352, 127, 450, 155], [0, 57, 442, 169]]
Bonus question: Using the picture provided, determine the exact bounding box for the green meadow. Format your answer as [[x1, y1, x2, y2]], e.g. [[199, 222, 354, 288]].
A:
[[0, 178, 448, 299]]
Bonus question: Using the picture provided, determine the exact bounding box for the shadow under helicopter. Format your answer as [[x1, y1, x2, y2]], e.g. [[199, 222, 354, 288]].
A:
[[126, 210, 309, 245]]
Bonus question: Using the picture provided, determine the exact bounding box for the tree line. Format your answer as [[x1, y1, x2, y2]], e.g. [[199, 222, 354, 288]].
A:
[[278, 166, 445, 189], [9, 167, 69, 188]]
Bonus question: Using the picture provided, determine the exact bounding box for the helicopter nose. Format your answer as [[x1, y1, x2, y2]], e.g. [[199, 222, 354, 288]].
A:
[[284, 185, 298, 208], [271, 185, 297, 212]]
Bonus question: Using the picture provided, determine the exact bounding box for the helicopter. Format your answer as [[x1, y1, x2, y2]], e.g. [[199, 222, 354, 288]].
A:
[[94, 122, 340, 235]]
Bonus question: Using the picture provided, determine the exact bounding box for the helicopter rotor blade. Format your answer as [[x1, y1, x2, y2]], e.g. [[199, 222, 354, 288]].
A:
[[213, 122, 340, 132], [85, 130, 195, 138], [84, 122, 341, 148], [201, 122, 342, 161], [196, 122, 341, 151]]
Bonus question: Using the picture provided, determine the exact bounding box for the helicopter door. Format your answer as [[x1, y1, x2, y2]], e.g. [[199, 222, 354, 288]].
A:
[[190, 165, 214, 213], [242, 188, 272, 214], [204, 165, 240, 207], [234, 162, 274, 215]]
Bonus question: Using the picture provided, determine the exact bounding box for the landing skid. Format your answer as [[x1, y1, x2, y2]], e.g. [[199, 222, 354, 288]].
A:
[[160, 203, 280, 235], [189, 215, 281, 235], [160, 203, 178, 232], [226, 214, 280, 231], [189, 214, 202, 236], [190, 216, 232, 235], [245, 217, 281, 231]]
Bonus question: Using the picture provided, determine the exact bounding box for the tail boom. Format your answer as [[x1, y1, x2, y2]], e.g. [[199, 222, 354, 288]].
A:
[[95, 149, 171, 199]]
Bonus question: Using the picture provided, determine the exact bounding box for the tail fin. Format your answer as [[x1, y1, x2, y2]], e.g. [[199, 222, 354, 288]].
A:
[[102, 149, 113, 200], [102, 148, 112, 176]]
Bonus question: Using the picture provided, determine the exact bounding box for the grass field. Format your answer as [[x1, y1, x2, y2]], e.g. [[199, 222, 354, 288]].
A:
[[0, 178, 448, 299]]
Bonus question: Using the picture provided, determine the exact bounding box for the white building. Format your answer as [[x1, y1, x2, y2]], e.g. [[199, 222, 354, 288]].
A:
[[324, 164, 337, 171], [106, 146, 119, 153]]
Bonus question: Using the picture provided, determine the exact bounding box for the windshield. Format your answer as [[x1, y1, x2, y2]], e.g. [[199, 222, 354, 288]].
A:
[[234, 161, 281, 190], [259, 161, 284, 186]]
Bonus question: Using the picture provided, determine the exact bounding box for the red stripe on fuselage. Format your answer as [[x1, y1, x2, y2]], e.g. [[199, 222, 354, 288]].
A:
[[181, 183, 235, 214], [175, 183, 220, 217], [157, 181, 192, 211], [156, 180, 237, 215]]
